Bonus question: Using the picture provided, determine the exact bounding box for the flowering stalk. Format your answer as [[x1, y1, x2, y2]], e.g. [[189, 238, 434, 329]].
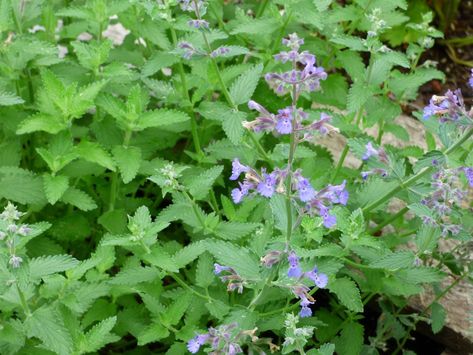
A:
[[182, 0, 273, 165], [170, 27, 203, 156], [363, 126, 473, 214]]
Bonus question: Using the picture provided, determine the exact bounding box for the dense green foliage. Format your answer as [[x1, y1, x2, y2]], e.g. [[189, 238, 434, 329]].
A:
[[0, 0, 472, 354]]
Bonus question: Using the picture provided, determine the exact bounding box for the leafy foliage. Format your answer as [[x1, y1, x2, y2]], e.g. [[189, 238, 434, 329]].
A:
[[0, 0, 471, 354]]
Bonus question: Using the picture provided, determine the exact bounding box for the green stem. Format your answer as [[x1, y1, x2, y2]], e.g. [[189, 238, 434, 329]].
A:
[[169, 24, 203, 157], [393, 272, 468, 355], [256, 0, 270, 18], [182, 190, 206, 230], [108, 130, 132, 211], [363, 127, 473, 214], [369, 206, 409, 235], [285, 76, 298, 243], [331, 110, 363, 183], [16, 283, 31, 317], [193, 7, 273, 165], [170, 273, 212, 302]]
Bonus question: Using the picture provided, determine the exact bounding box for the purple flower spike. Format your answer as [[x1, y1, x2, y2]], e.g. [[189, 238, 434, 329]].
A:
[[287, 251, 303, 278], [230, 158, 250, 180], [257, 173, 276, 198], [362, 142, 379, 160], [297, 178, 316, 202]]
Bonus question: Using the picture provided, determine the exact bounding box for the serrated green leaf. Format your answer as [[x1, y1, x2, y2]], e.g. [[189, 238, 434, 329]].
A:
[[396, 267, 444, 284], [431, 302, 446, 334], [0, 90, 24, 106], [16, 113, 67, 134], [207, 240, 260, 280], [334, 322, 364, 355], [110, 265, 159, 285], [112, 145, 142, 183], [143, 245, 179, 272], [43, 174, 69, 204], [370, 251, 415, 270], [328, 277, 363, 312], [0, 167, 46, 205], [214, 221, 259, 240], [82, 316, 119, 353], [137, 322, 169, 346], [61, 187, 97, 211], [162, 293, 192, 325], [205, 299, 230, 320], [229, 64, 263, 105], [347, 80, 374, 112], [76, 141, 116, 171], [25, 306, 72, 355], [187, 166, 223, 200], [173, 241, 208, 269], [196, 253, 214, 288], [29, 254, 79, 279], [137, 109, 189, 130]]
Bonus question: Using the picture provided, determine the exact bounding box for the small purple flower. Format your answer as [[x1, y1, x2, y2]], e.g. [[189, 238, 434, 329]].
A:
[[305, 267, 328, 288], [261, 250, 283, 267], [178, 41, 196, 60], [187, 334, 210, 354], [214, 263, 231, 275], [257, 173, 276, 198], [296, 178, 316, 202], [230, 158, 250, 180], [362, 142, 379, 160], [299, 297, 314, 318], [275, 108, 293, 134], [231, 188, 244, 204], [322, 213, 336, 228], [287, 251, 303, 278], [469, 69, 473, 89]]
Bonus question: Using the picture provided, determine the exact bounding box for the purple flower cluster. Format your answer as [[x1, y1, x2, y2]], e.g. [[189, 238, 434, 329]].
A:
[[188, 19, 209, 29], [286, 251, 328, 317], [230, 159, 286, 203], [210, 46, 230, 58], [265, 33, 327, 96], [187, 323, 277, 354], [178, 0, 205, 13], [422, 89, 467, 122], [243, 101, 335, 137], [214, 263, 245, 293], [178, 41, 198, 60], [420, 167, 472, 236], [187, 323, 241, 354], [0, 202, 30, 269], [260, 250, 284, 268], [230, 160, 348, 227]]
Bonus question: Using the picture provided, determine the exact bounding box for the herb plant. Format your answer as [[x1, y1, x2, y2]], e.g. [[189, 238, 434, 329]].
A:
[[0, 0, 472, 354]]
